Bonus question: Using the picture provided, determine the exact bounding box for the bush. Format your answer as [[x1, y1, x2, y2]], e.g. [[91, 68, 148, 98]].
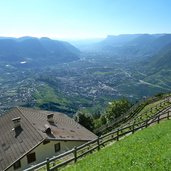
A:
[[73, 111, 94, 131], [105, 99, 131, 122]]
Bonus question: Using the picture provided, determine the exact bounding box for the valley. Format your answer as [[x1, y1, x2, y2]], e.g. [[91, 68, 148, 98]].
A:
[[1, 1, 171, 171], [0, 55, 170, 116], [0, 64, 37, 113], [0, 34, 171, 115]]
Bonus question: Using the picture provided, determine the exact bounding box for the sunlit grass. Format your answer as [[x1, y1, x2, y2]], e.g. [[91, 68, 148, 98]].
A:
[[33, 84, 68, 105], [128, 99, 171, 125], [63, 120, 171, 171]]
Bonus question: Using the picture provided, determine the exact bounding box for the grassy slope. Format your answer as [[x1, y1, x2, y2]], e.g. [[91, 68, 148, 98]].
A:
[[33, 84, 69, 105], [64, 120, 171, 171], [127, 98, 171, 125]]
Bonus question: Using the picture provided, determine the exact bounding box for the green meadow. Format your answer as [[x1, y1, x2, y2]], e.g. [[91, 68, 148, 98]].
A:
[[64, 119, 171, 171]]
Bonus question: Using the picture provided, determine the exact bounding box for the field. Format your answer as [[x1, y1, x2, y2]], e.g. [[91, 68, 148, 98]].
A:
[[63, 119, 171, 171]]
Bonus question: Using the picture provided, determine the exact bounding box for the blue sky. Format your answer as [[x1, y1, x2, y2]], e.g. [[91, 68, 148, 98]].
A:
[[0, 0, 171, 39]]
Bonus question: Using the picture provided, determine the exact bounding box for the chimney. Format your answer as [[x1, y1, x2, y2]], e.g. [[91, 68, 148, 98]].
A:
[[44, 124, 51, 134], [12, 117, 21, 129], [47, 113, 54, 123]]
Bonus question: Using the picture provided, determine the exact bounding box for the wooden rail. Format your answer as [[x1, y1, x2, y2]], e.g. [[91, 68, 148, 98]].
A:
[[94, 95, 171, 134], [25, 104, 171, 171]]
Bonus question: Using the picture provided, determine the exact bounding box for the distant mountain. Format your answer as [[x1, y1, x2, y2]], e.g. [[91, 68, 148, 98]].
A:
[[68, 38, 104, 52], [75, 34, 141, 52], [79, 34, 171, 60], [100, 34, 141, 47], [147, 43, 171, 70], [0, 37, 80, 67], [123, 34, 171, 57], [113, 34, 158, 58]]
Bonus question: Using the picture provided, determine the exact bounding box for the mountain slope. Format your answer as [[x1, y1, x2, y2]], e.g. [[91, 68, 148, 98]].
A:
[[79, 34, 171, 61], [64, 119, 171, 171], [0, 37, 80, 67], [147, 44, 171, 70]]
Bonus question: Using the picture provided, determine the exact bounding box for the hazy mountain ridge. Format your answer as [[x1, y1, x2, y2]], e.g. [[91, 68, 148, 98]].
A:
[[0, 37, 80, 67], [146, 43, 171, 70], [78, 34, 171, 60]]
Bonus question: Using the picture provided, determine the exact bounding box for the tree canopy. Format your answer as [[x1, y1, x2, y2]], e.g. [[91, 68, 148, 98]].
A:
[[73, 111, 94, 131], [105, 99, 131, 122]]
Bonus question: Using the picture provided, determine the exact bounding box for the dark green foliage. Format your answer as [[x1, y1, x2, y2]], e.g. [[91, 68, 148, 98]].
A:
[[73, 111, 94, 131], [83, 99, 132, 131], [155, 92, 165, 98], [100, 114, 107, 125], [93, 114, 107, 130], [105, 99, 131, 122]]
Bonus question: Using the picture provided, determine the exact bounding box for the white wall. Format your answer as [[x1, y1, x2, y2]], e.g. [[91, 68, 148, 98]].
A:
[[7, 140, 87, 171]]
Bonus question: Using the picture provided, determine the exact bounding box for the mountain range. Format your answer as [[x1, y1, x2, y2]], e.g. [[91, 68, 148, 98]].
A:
[[0, 37, 80, 67], [76, 34, 171, 62], [1, 34, 171, 70], [147, 43, 171, 70]]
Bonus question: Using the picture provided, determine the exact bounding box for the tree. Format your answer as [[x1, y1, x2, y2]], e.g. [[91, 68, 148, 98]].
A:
[[73, 111, 94, 131], [105, 99, 131, 122]]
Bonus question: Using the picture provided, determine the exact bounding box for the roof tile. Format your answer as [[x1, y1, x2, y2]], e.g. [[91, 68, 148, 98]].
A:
[[0, 107, 97, 171]]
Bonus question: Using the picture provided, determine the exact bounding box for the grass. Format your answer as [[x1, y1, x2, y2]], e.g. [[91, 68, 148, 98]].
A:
[[137, 99, 166, 116], [126, 99, 171, 125], [63, 119, 171, 171], [33, 84, 69, 106]]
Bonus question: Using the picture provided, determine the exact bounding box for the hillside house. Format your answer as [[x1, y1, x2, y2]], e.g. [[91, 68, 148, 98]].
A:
[[0, 107, 97, 171]]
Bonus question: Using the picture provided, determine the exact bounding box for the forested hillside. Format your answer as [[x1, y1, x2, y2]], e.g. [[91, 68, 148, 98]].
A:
[[0, 37, 80, 67]]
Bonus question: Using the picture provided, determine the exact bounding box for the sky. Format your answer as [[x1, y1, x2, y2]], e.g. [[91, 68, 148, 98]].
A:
[[0, 0, 171, 39]]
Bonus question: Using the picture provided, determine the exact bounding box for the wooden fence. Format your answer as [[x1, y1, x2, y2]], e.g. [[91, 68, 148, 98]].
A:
[[122, 97, 171, 127], [25, 101, 171, 171], [95, 96, 171, 134]]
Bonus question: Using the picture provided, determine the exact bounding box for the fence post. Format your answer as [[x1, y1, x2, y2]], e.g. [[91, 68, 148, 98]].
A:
[[167, 98, 170, 103], [132, 123, 135, 134], [116, 128, 119, 141], [111, 133, 114, 140], [73, 146, 77, 163], [167, 111, 170, 120], [157, 104, 159, 110], [46, 158, 50, 171], [157, 115, 160, 124], [97, 137, 100, 151], [87, 145, 91, 154], [145, 120, 148, 128]]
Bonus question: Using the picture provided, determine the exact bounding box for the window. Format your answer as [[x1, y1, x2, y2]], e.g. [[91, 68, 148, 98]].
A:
[[13, 160, 21, 170], [54, 143, 60, 152], [27, 152, 36, 164]]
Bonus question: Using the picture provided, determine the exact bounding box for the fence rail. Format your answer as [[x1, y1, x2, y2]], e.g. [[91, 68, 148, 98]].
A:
[[25, 101, 171, 171], [94, 95, 171, 134]]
